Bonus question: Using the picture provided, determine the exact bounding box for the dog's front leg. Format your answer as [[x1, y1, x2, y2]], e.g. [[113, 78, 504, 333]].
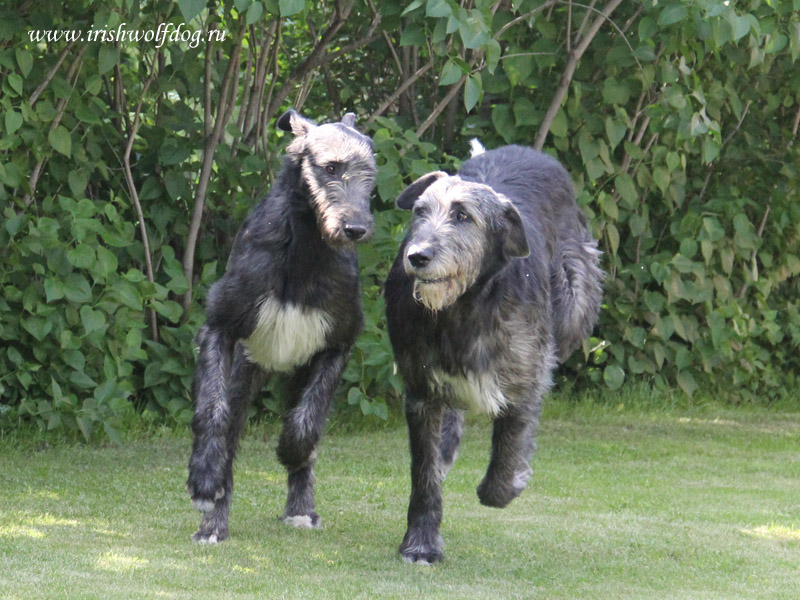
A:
[[276, 347, 349, 528], [400, 395, 446, 564], [477, 400, 540, 508]]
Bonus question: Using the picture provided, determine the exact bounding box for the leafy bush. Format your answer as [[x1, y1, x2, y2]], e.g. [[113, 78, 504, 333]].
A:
[[1, 0, 799, 441]]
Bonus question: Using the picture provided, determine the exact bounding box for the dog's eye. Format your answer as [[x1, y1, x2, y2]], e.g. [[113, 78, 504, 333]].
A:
[[456, 210, 470, 222], [413, 205, 428, 217], [325, 164, 337, 175]]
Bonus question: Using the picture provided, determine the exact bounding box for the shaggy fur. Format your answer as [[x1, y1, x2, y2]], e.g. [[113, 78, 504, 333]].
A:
[[385, 143, 603, 563], [187, 110, 376, 543]]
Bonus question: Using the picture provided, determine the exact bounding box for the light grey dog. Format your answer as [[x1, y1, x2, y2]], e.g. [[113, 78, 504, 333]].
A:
[[187, 110, 376, 543], [385, 142, 603, 563]]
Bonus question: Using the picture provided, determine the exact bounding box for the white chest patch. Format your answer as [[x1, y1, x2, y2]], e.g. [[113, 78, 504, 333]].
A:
[[242, 297, 332, 372], [431, 370, 508, 417]]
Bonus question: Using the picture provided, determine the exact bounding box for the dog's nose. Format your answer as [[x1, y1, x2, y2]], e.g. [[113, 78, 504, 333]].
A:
[[407, 245, 433, 268], [344, 224, 367, 240]]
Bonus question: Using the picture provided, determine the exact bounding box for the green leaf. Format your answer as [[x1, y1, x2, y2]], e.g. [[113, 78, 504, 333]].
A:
[[347, 387, 363, 405], [550, 108, 567, 138], [492, 105, 515, 144], [653, 314, 675, 341], [676, 370, 697, 397], [67, 245, 96, 269], [658, 4, 687, 26], [63, 273, 92, 303], [49, 126, 72, 158], [67, 170, 88, 197], [402, 0, 424, 15], [95, 246, 119, 279], [178, 0, 205, 22], [235, 0, 252, 11], [464, 73, 482, 113], [606, 222, 619, 256], [98, 45, 118, 75], [153, 299, 183, 323], [44, 278, 65, 302], [513, 97, 537, 127], [605, 117, 626, 150], [602, 77, 630, 105], [644, 291, 665, 314], [5, 110, 22, 134], [23, 316, 53, 342], [702, 136, 719, 164], [426, 0, 452, 18], [615, 174, 637, 207], [439, 59, 463, 86], [279, 0, 305, 17], [399, 24, 427, 47], [503, 54, 534, 87], [16, 49, 33, 77], [7, 73, 22, 95], [76, 416, 93, 441], [603, 364, 625, 390], [485, 39, 501, 74], [246, 0, 264, 24], [113, 281, 142, 310], [160, 139, 190, 166], [80, 305, 106, 334], [653, 166, 670, 195], [730, 14, 751, 41]]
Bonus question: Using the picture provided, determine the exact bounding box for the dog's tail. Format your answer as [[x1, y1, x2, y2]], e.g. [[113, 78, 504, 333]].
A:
[[551, 229, 604, 362], [469, 138, 486, 157]]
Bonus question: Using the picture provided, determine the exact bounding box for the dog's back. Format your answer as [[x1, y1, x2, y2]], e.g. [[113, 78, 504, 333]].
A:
[[459, 145, 603, 360]]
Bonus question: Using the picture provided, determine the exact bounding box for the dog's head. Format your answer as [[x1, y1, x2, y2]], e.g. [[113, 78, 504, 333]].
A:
[[396, 171, 529, 312], [278, 109, 376, 245]]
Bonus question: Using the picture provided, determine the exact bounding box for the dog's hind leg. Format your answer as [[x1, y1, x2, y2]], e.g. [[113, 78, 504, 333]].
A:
[[187, 325, 235, 514], [399, 395, 446, 564], [192, 344, 266, 543], [477, 400, 541, 509], [276, 348, 349, 528], [439, 408, 464, 477]]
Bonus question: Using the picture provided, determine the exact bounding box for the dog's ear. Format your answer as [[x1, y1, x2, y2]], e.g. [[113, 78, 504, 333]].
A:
[[277, 109, 316, 156], [501, 202, 530, 258], [277, 109, 315, 135], [397, 171, 449, 210], [341, 112, 356, 128]]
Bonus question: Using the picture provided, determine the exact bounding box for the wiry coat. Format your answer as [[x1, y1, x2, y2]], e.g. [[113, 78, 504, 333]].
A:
[[385, 144, 602, 563], [187, 111, 376, 542]]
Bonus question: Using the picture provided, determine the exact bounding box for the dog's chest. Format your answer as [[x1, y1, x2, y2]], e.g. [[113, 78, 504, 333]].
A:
[[242, 297, 332, 372], [431, 369, 507, 417]]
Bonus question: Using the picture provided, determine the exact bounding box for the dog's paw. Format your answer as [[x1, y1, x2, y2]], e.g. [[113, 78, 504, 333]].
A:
[[399, 544, 443, 565], [476, 478, 519, 508], [191, 525, 229, 544], [399, 529, 444, 564], [477, 463, 532, 508], [280, 512, 321, 529]]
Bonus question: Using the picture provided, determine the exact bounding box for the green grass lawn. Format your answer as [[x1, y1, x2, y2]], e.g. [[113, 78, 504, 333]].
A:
[[2, 400, 799, 599]]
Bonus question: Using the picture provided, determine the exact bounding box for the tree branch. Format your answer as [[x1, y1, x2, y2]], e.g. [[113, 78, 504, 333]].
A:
[[182, 23, 246, 312], [122, 51, 161, 341], [367, 60, 433, 123], [30, 41, 75, 106], [265, 0, 355, 118], [416, 74, 467, 138], [24, 45, 87, 206], [534, 0, 624, 150]]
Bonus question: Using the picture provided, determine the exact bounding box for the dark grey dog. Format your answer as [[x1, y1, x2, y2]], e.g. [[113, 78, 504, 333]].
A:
[[187, 110, 376, 543], [385, 142, 603, 563]]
